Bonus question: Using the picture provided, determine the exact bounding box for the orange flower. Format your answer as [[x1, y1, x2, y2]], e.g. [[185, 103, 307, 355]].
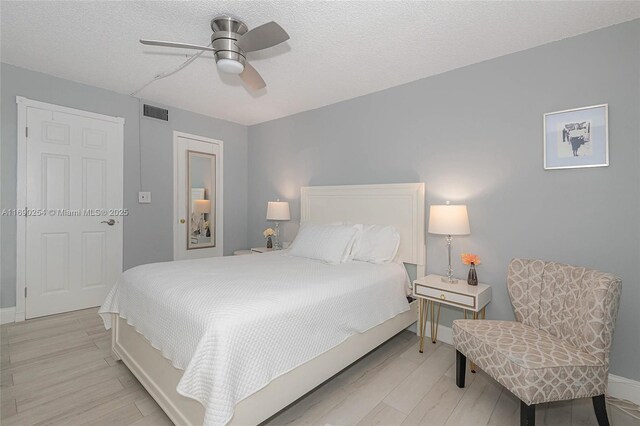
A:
[[461, 253, 481, 265]]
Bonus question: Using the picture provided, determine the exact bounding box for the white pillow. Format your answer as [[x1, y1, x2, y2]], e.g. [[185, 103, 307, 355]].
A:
[[288, 223, 359, 264], [352, 225, 400, 264]]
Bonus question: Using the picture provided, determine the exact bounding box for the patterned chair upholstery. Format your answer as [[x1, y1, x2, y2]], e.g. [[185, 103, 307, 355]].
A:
[[452, 258, 622, 426]]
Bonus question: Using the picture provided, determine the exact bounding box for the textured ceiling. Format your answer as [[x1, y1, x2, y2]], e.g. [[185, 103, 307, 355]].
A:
[[2, 1, 639, 125]]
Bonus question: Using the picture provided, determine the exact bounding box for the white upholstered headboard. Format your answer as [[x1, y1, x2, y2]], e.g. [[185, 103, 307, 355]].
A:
[[300, 183, 425, 274]]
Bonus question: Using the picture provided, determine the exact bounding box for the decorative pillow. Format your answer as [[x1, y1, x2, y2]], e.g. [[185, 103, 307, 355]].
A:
[[352, 225, 400, 264], [288, 223, 360, 264]]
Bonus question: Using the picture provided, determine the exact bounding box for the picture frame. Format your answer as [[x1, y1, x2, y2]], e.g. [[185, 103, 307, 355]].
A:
[[543, 104, 608, 170]]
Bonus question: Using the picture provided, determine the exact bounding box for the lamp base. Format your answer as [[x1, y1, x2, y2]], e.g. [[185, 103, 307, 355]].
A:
[[443, 234, 458, 283], [274, 221, 282, 250]]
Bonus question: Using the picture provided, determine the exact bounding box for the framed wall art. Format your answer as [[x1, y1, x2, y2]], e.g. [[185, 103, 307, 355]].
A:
[[543, 104, 608, 170]]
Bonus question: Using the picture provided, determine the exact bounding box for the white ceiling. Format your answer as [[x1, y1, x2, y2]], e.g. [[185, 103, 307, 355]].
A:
[[2, 1, 639, 126]]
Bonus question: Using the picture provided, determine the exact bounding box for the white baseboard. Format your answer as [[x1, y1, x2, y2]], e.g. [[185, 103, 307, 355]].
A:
[[0, 307, 16, 325], [408, 321, 639, 406], [608, 374, 640, 406], [408, 321, 453, 345]]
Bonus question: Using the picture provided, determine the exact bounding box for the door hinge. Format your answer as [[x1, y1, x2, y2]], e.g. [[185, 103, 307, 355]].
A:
[[25, 287, 27, 298], [25, 127, 29, 138]]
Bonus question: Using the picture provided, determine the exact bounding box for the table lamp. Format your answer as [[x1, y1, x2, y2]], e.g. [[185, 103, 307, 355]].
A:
[[194, 199, 211, 236], [428, 202, 470, 283], [266, 199, 290, 249]]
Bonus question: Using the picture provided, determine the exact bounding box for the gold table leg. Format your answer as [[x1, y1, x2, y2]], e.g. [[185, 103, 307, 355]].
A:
[[418, 299, 428, 353], [430, 301, 441, 344]]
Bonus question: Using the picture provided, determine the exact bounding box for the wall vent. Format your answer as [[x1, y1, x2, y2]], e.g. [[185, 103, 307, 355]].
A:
[[143, 104, 169, 121]]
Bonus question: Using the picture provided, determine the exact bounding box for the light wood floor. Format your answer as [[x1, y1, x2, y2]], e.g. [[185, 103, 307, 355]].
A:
[[1, 308, 638, 426]]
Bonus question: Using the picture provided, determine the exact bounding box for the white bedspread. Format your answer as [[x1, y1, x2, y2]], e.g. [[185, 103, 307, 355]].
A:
[[99, 251, 410, 426]]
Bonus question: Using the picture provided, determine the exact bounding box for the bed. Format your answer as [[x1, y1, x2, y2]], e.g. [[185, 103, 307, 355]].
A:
[[100, 183, 425, 425]]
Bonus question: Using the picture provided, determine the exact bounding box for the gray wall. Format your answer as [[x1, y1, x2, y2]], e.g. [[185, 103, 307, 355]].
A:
[[248, 20, 640, 380], [1, 63, 248, 308], [2, 20, 638, 381]]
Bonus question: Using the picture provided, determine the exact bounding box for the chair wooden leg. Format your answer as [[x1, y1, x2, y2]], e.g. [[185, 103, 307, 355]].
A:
[[455, 350, 466, 388], [592, 394, 610, 426], [520, 401, 535, 426]]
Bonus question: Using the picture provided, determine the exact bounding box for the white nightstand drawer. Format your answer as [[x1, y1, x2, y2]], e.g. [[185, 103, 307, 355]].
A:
[[413, 274, 491, 351], [414, 284, 475, 308]]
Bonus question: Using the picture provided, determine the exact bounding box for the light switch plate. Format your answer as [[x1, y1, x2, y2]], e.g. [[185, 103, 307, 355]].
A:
[[138, 191, 151, 203]]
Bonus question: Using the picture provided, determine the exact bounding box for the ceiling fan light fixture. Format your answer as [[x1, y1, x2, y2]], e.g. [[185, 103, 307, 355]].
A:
[[139, 15, 289, 91], [217, 59, 244, 75]]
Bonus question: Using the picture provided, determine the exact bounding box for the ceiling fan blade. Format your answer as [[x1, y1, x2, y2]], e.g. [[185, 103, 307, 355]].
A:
[[235, 21, 289, 52], [239, 62, 266, 91], [140, 39, 215, 52]]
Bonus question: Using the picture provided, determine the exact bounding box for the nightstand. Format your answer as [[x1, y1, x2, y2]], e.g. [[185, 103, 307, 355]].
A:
[[413, 274, 491, 362], [250, 247, 274, 253]]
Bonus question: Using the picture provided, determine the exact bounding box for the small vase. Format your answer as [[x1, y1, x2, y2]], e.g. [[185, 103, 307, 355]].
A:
[[266, 236, 273, 249], [467, 263, 478, 286]]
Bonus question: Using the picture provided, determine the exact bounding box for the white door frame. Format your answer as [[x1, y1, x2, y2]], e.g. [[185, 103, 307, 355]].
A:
[[173, 131, 224, 260], [15, 96, 124, 322]]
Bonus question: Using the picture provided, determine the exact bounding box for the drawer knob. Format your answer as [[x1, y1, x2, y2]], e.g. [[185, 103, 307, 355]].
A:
[[440, 294, 446, 300]]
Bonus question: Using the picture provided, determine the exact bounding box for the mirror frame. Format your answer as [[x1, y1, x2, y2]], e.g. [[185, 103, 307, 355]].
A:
[[186, 150, 216, 250]]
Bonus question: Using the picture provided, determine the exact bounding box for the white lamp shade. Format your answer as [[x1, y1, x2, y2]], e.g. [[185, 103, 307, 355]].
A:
[[266, 201, 290, 221], [428, 204, 470, 235], [194, 199, 211, 214]]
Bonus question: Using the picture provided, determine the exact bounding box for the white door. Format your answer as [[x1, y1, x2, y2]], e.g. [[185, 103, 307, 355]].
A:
[[20, 100, 123, 319], [173, 132, 223, 260]]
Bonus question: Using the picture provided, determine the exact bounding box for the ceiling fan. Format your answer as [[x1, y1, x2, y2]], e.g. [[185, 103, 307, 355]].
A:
[[140, 15, 289, 91]]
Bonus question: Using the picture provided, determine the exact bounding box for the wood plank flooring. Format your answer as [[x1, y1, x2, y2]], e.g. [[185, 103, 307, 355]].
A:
[[1, 308, 638, 425]]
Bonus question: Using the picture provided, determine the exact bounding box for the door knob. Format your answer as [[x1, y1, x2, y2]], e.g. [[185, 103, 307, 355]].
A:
[[101, 219, 116, 226], [180, 218, 186, 224]]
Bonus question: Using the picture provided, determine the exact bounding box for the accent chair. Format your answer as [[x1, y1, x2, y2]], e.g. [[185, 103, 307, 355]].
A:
[[452, 258, 622, 426]]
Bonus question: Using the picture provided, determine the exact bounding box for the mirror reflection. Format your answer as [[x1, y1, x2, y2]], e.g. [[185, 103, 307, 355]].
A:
[[188, 151, 216, 250]]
